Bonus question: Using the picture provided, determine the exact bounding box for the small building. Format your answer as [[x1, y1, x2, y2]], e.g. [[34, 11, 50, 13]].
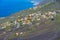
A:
[[23, 19, 31, 25], [20, 32, 23, 35], [41, 14, 47, 19], [17, 16, 22, 22], [27, 15, 32, 20], [16, 32, 19, 36]]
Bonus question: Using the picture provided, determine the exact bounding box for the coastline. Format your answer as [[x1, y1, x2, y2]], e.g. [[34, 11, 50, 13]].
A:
[[0, 0, 60, 39], [0, 0, 55, 18]]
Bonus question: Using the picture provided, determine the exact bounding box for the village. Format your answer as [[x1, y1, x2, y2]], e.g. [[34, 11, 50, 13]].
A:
[[0, 9, 57, 36], [0, 0, 60, 40]]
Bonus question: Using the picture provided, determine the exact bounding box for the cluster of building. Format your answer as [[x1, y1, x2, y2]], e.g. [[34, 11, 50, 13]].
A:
[[15, 11, 57, 36], [0, 11, 56, 30]]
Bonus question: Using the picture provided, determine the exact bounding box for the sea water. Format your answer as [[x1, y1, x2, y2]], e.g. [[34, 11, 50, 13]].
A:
[[0, 0, 43, 17]]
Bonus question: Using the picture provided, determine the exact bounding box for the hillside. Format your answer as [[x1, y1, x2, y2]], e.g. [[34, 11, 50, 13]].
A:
[[0, 0, 60, 40]]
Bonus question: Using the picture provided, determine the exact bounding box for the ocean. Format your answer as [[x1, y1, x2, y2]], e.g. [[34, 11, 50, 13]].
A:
[[0, 0, 43, 17]]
